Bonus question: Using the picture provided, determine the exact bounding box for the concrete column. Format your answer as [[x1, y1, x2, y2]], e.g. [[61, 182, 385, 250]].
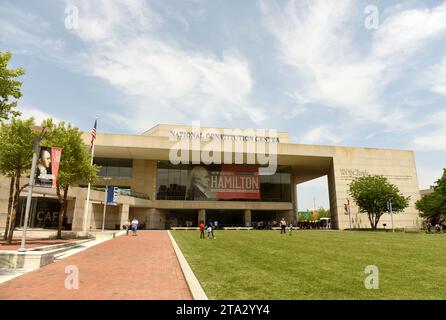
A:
[[147, 208, 166, 229], [198, 209, 206, 226], [284, 210, 296, 224], [327, 163, 339, 229], [118, 204, 130, 229], [150, 161, 158, 200], [71, 196, 87, 231], [65, 199, 76, 225], [244, 209, 252, 227], [291, 183, 297, 213]]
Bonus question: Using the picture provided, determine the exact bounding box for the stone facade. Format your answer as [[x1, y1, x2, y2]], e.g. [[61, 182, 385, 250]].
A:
[[0, 124, 421, 231]]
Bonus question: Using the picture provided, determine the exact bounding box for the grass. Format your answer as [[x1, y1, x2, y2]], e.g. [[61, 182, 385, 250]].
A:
[[171, 230, 446, 299]]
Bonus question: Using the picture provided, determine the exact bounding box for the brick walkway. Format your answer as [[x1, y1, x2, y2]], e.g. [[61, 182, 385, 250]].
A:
[[0, 231, 192, 300]]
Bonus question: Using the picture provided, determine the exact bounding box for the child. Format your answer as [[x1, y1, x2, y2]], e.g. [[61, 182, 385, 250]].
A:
[[125, 220, 130, 236], [199, 221, 205, 239], [288, 222, 293, 236], [207, 225, 214, 239]]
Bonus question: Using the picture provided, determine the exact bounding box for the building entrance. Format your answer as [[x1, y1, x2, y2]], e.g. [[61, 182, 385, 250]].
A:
[[15, 196, 70, 229], [166, 210, 198, 228], [206, 210, 244, 228], [251, 210, 284, 229]]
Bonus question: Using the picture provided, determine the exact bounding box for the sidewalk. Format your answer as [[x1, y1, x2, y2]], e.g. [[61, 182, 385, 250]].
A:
[[0, 231, 192, 300]]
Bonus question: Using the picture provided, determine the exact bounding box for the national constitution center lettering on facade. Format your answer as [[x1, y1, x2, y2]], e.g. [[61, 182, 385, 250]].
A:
[[0, 124, 422, 231]]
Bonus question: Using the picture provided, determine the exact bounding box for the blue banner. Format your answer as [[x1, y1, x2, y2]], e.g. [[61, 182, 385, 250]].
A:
[[106, 186, 119, 205]]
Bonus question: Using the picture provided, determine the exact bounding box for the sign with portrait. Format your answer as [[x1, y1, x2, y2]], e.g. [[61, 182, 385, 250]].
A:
[[35, 147, 62, 188], [186, 165, 260, 200]]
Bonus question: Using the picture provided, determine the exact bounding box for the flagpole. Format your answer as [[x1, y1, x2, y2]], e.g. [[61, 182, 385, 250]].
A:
[[83, 117, 97, 233]]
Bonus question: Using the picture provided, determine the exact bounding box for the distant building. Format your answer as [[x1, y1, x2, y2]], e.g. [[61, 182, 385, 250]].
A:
[[420, 187, 435, 197]]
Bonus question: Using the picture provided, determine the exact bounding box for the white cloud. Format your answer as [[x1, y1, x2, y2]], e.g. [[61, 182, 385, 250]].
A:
[[66, 0, 264, 132], [0, 3, 67, 62], [417, 166, 445, 189], [413, 130, 446, 151], [20, 106, 60, 125], [426, 57, 446, 96], [372, 3, 446, 60], [412, 110, 446, 151], [300, 125, 342, 145], [261, 0, 446, 125]]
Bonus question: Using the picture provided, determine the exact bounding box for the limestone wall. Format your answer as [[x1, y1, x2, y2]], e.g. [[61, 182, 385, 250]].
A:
[[330, 147, 421, 230]]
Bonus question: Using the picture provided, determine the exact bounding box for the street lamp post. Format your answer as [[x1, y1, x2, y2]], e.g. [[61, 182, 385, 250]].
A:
[[388, 199, 395, 232], [18, 126, 50, 252], [101, 177, 112, 232], [347, 199, 352, 230]]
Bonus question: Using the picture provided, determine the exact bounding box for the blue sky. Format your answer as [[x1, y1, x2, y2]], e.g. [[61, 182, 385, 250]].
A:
[[0, 0, 445, 209]]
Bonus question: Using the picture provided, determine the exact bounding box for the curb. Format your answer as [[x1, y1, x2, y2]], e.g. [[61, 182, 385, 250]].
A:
[[167, 230, 208, 300], [29, 238, 92, 252]]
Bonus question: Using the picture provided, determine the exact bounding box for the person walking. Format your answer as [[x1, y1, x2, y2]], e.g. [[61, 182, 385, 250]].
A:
[[280, 218, 286, 234], [199, 221, 205, 239], [131, 218, 139, 236], [125, 220, 131, 236], [288, 222, 293, 236], [208, 221, 215, 239]]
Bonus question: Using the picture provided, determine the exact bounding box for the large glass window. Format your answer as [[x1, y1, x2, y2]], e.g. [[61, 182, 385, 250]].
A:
[[260, 169, 292, 202], [156, 161, 292, 202], [94, 158, 133, 179], [156, 162, 188, 200]]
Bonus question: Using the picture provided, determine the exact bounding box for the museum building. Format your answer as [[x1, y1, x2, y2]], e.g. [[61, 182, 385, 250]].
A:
[[0, 124, 422, 231]]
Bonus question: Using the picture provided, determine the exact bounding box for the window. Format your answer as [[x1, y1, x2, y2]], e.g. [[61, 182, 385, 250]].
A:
[[156, 163, 188, 200], [93, 158, 133, 179], [259, 166, 292, 202], [155, 162, 293, 202]]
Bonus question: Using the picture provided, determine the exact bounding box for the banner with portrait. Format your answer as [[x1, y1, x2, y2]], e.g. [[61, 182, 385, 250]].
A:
[[35, 147, 62, 188], [186, 165, 260, 200]]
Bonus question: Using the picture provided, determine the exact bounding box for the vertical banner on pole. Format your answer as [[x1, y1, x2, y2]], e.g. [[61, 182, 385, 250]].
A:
[[107, 186, 119, 205], [51, 147, 62, 188], [35, 146, 62, 188], [387, 199, 395, 232]]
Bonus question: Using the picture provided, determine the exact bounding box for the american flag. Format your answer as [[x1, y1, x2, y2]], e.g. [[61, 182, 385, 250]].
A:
[[90, 119, 97, 152]]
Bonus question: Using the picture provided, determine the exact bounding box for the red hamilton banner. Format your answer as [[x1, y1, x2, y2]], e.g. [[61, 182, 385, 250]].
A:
[[51, 147, 62, 188], [35, 146, 62, 188], [211, 165, 260, 200]]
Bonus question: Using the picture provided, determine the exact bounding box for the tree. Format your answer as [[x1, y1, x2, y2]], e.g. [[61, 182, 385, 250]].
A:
[[298, 212, 310, 222], [314, 208, 329, 220], [0, 118, 36, 243], [0, 51, 25, 120], [46, 122, 98, 239], [416, 169, 446, 224], [3, 174, 15, 241], [348, 175, 410, 230]]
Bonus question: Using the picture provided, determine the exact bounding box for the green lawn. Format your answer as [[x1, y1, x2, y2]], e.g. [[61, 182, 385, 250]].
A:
[[171, 230, 446, 299]]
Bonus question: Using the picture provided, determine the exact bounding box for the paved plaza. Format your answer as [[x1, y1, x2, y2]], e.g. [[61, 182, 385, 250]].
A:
[[0, 231, 192, 300]]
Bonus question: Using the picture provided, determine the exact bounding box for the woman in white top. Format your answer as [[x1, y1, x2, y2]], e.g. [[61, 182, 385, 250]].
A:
[[131, 218, 139, 236], [280, 218, 286, 234]]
